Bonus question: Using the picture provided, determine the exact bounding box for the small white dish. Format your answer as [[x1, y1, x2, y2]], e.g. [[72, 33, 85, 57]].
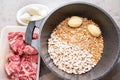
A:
[[16, 4, 50, 26]]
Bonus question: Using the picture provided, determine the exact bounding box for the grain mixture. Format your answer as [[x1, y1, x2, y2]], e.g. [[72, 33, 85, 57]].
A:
[[48, 17, 104, 74]]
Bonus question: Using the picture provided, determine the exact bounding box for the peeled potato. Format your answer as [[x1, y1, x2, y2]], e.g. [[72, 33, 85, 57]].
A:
[[20, 13, 30, 24], [88, 24, 101, 37], [27, 6, 41, 16], [68, 16, 83, 28], [30, 15, 43, 21]]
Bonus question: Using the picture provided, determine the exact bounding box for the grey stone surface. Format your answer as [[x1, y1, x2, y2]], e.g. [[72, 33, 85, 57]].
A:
[[0, 0, 120, 80], [0, 0, 120, 32]]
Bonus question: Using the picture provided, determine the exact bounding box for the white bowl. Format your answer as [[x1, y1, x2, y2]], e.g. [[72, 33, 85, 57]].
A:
[[16, 4, 50, 26]]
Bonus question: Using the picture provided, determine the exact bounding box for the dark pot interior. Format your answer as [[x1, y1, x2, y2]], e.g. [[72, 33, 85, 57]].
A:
[[39, 3, 120, 80]]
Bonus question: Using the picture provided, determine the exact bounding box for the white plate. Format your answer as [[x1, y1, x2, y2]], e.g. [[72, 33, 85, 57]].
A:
[[0, 26, 39, 80], [16, 4, 50, 26]]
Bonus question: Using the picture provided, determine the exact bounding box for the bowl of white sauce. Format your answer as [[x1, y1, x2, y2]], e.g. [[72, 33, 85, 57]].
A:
[[16, 4, 50, 26]]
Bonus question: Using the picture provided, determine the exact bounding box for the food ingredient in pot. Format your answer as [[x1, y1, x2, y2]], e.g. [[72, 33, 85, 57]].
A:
[[5, 32, 38, 80], [68, 16, 83, 28], [48, 17, 103, 74], [88, 24, 101, 37]]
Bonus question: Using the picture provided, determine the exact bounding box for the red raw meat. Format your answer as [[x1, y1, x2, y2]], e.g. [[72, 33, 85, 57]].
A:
[[21, 61, 37, 73], [5, 32, 38, 80], [24, 45, 38, 55], [20, 61, 37, 79], [18, 76, 28, 80], [32, 33, 38, 39], [5, 62, 21, 76], [8, 32, 38, 55], [29, 73, 36, 80], [8, 32, 38, 41], [8, 55, 20, 63], [22, 54, 38, 63], [10, 39, 26, 55], [6, 50, 15, 61], [9, 73, 20, 80], [8, 32, 24, 41]]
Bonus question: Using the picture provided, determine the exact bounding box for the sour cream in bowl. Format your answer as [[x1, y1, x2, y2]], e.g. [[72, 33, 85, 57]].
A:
[[16, 4, 50, 26]]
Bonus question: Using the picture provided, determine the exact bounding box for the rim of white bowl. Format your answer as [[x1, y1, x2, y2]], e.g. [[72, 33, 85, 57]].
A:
[[16, 4, 50, 26]]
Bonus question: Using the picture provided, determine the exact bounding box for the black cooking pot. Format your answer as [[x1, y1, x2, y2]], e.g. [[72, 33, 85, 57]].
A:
[[25, 2, 120, 80]]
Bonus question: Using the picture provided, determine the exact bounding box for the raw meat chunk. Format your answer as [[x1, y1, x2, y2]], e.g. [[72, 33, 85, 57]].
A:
[[5, 62, 21, 76], [10, 39, 26, 55], [24, 45, 38, 55], [22, 54, 38, 63], [8, 32, 38, 55], [5, 32, 39, 80], [8, 32, 24, 41]]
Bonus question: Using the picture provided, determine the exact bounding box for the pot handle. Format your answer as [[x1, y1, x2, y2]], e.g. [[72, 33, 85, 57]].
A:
[[25, 21, 35, 44], [25, 19, 43, 50], [25, 20, 44, 80]]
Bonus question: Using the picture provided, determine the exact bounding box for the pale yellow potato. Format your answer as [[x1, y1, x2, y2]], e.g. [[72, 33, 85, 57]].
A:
[[68, 16, 83, 28], [88, 24, 101, 37]]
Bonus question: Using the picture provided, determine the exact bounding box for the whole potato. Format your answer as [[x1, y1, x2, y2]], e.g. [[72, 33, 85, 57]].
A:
[[88, 24, 101, 37], [68, 16, 83, 28]]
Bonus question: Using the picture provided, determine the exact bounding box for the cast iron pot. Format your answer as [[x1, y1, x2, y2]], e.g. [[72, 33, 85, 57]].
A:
[[25, 2, 120, 80]]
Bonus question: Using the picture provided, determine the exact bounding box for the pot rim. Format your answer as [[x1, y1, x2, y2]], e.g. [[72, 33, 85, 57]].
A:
[[39, 2, 120, 80]]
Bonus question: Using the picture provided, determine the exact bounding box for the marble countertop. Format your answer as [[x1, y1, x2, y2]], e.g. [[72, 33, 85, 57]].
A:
[[0, 0, 120, 31], [0, 0, 120, 80]]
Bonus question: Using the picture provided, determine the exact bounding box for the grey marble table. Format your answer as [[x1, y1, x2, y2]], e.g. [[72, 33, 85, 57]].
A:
[[0, 0, 120, 31], [0, 0, 120, 80]]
